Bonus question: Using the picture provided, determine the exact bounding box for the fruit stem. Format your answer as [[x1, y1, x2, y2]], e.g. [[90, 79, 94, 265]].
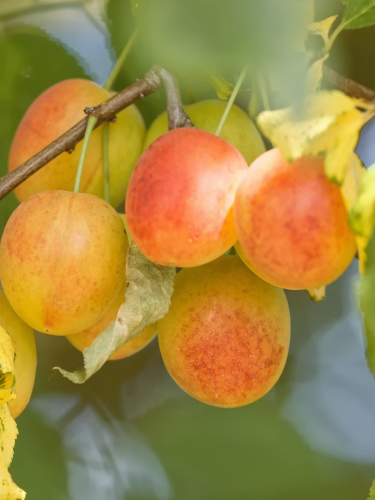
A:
[[215, 66, 247, 137], [157, 68, 195, 130], [103, 28, 139, 91], [102, 122, 111, 204], [73, 115, 98, 193]]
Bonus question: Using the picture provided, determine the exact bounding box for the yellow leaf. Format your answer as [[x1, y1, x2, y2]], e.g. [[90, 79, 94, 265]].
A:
[[209, 75, 234, 100], [0, 326, 15, 407], [306, 54, 328, 93], [307, 15, 338, 48], [257, 90, 373, 184], [306, 286, 326, 302], [349, 165, 375, 273], [0, 405, 25, 500], [341, 153, 366, 212]]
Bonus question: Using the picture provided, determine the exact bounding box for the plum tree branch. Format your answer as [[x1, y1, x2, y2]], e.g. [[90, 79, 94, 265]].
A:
[[323, 66, 375, 101], [0, 68, 164, 201], [1, 65, 374, 203]]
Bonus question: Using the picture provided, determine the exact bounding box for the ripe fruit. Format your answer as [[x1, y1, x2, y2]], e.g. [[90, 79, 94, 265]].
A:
[[0, 190, 127, 336], [158, 256, 290, 408], [67, 281, 157, 360], [234, 149, 357, 290], [126, 128, 248, 267], [144, 100, 265, 165], [0, 291, 36, 419], [9, 79, 145, 206]]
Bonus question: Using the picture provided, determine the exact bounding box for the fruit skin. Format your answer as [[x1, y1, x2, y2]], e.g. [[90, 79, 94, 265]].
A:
[[234, 148, 357, 290], [144, 100, 265, 165], [67, 281, 157, 360], [158, 256, 290, 408], [0, 291, 36, 419], [126, 128, 248, 267], [9, 79, 145, 207], [0, 190, 127, 336]]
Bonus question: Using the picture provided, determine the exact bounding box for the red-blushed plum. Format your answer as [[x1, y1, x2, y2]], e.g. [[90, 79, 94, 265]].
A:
[[157, 256, 290, 408], [9, 79, 145, 207], [0, 190, 127, 336], [234, 149, 357, 290], [67, 280, 157, 360], [0, 291, 37, 419], [126, 128, 248, 267]]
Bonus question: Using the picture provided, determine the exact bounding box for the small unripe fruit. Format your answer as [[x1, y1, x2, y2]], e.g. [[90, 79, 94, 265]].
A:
[[144, 100, 265, 165]]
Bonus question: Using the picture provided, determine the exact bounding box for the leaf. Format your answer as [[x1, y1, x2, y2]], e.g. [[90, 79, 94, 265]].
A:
[[367, 478, 375, 500], [341, 153, 367, 211], [359, 230, 375, 376], [55, 242, 176, 383], [0, 327, 26, 499], [306, 54, 328, 94], [210, 75, 234, 100], [342, 0, 375, 30], [0, 405, 25, 500], [306, 287, 326, 302], [257, 90, 374, 184], [130, 0, 139, 15], [349, 164, 375, 272], [307, 15, 338, 47], [0, 326, 15, 407]]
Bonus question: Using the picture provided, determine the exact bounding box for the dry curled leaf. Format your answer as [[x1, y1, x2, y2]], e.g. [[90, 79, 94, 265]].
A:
[[55, 241, 175, 383]]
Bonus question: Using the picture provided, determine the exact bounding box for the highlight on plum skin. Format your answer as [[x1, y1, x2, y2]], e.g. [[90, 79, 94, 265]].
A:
[[126, 128, 248, 268], [234, 148, 357, 290], [157, 256, 290, 408]]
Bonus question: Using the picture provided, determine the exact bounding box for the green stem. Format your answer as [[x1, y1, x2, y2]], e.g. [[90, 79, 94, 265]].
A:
[[326, 22, 344, 52], [257, 73, 270, 111], [102, 122, 110, 204], [73, 115, 98, 193], [215, 66, 247, 137], [103, 28, 139, 91]]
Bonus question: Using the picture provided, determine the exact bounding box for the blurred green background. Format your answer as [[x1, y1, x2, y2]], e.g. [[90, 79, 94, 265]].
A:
[[1, 0, 375, 498]]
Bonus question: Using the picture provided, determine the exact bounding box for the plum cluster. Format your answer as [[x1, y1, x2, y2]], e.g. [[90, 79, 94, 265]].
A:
[[0, 79, 357, 412]]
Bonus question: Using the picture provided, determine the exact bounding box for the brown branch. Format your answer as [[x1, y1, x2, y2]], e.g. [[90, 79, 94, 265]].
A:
[[323, 66, 375, 101], [0, 68, 163, 201]]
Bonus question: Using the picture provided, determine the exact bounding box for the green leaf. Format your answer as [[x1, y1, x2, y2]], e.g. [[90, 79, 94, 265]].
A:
[[209, 75, 234, 100], [130, 0, 138, 15], [55, 242, 176, 383], [367, 478, 375, 500], [342, 0, 375, 29], [360, 229, 375, 377]]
